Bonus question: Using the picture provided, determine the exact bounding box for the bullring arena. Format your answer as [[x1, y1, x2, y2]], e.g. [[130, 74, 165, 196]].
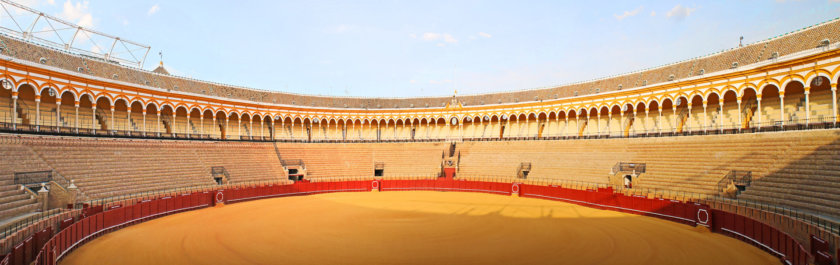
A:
[[0, 1, 838, 265], [62, 192, 778, 265]]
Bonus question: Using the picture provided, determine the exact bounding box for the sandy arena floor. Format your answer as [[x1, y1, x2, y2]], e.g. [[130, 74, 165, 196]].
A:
[[61, 191, 778, 265]]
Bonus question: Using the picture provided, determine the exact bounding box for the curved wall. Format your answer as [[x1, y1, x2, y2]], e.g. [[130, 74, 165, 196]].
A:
[[2, 179, 820, 265], [1, 19, 839, 110], [0, 20, 839, 141]]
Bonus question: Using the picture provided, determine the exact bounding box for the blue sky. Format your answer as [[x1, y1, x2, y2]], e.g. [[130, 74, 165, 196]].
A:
[[7, 0, 840, 97]]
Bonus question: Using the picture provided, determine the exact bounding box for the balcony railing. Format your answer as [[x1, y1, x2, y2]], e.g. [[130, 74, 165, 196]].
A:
[[0, 115, 836, 143]]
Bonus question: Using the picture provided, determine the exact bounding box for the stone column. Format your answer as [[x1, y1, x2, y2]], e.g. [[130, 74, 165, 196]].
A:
[[596, 113, 601, 135], [563, 116, 568, 137], [110, 107, 115, 132], [74, 103, 79, 133], [657, 105, 662, 134], [35, 96, 40, 130], [804, 88, 810, 125], [671, 106, 677, 133], [756, 97, 762, 127], [142, 109, 147, 136], [524, 118, 529, 137], [736, 97, 742, 131], [280, 119, 284, 140], [832, 84, 837, 122], [718, 102, 724, 133], [156, 111, 161, 136], [219, 115, 230, 139], [226, 116, 231, 140], [505, 119, 510, 138], [11, 93, 17, 130], [56, 101, 61, 127], [686, 105, 692, 133], [779, 92, 785, 126], [620, 111, 624, 136], [702, 101, 708, 132], [186, 114, 191, 137], [91, 105, 97, 131]]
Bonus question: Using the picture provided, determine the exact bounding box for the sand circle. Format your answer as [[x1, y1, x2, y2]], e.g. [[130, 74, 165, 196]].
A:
[[61, 191, 778, 265]]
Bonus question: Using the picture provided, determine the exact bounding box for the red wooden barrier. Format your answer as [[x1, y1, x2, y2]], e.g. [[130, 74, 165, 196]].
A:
[[59, 217, 74, 231], [165, 197, 175, 213], [187, 193, 196, 208], [815, 250, 833, 265], [96, 214, 103, 232], [22, 237, 32, 265], [812, 235, 830, 256], [11, 241, 22, 265], [23, 180, 819, 265]]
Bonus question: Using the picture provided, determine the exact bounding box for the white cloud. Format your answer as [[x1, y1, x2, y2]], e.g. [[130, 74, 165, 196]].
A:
[[429, 79, 452, 84], [60, 0, 93, 28], [614, 6, 643, 20], [443, 34, 457, 43], [409, 33, 417, 39], [409, 80, 416, 83], [416, 32, 458, 46], [47, 0, 55, 5], [666, 5, 696, 20], [478, 32, 492, 38], [422, 32, 441, 41], [650, 11, 656, 16], [147, 4, 159, 16]]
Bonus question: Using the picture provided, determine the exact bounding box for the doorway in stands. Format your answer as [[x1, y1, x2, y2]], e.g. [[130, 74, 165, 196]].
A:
[[374, 162, 384, 177], [624, 175, 633, 188], [288, 169, 304, 181], [211, 166, 228, 184]]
